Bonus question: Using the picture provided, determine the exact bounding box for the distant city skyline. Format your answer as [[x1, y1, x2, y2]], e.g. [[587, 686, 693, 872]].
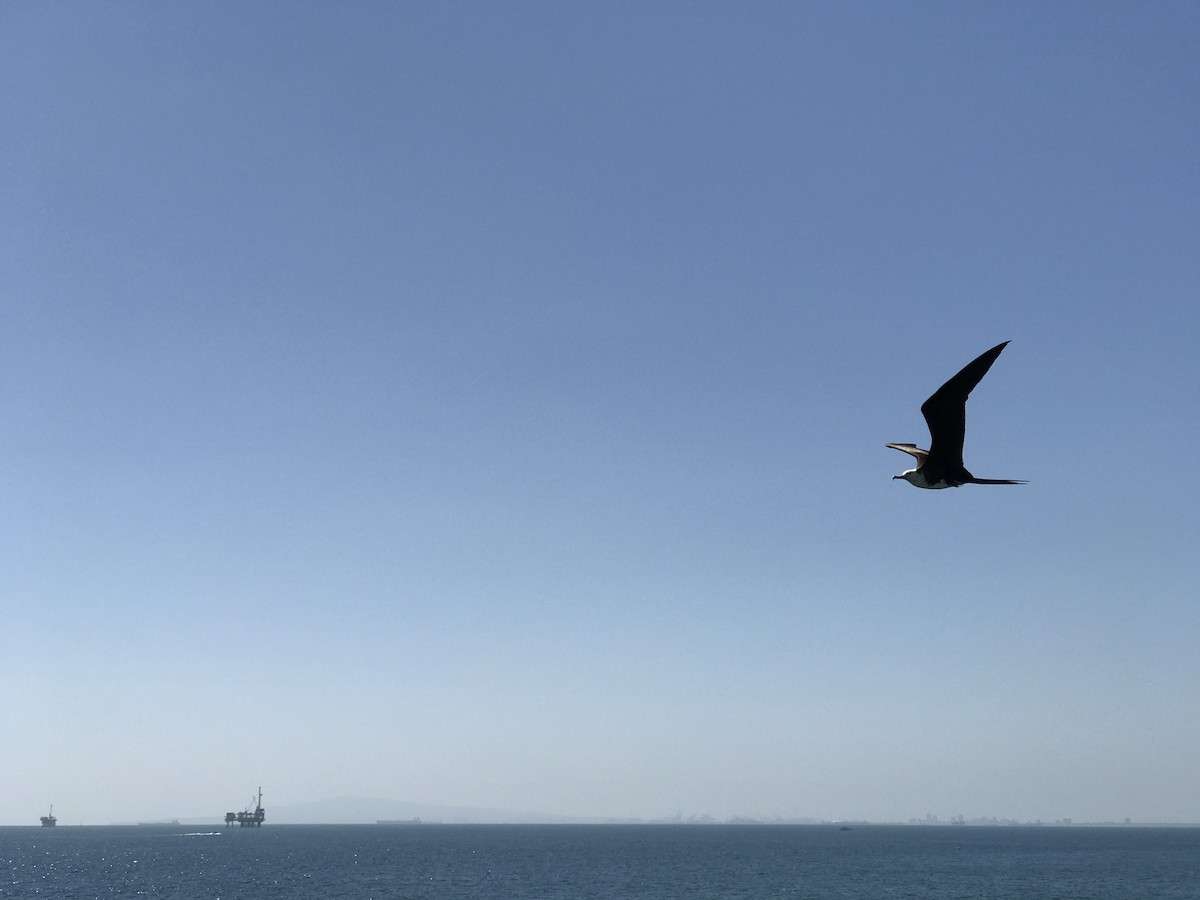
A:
[[30, 793, 1200, 829]]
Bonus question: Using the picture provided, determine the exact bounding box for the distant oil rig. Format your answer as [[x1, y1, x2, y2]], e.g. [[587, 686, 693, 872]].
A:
[[40, 805, 56, 827], [225, 787, 265, 828]]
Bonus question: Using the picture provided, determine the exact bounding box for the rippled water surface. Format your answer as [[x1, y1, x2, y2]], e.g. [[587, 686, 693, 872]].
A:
[[3, 823, 1197, 898]]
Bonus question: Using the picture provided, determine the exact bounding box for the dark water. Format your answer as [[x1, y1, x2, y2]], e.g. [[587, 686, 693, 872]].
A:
[[2, 824, 1197, 899]]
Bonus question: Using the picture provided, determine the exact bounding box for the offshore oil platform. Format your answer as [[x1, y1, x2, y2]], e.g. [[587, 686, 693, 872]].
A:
[[225, 787, 265, 828], [40, 804, 57, 827]]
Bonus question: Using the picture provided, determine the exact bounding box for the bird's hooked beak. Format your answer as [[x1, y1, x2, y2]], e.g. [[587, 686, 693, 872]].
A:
[[892, 474, 902, 480]]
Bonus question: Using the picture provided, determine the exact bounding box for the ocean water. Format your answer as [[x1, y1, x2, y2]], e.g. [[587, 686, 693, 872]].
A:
[[2, 823, 1197, 899]]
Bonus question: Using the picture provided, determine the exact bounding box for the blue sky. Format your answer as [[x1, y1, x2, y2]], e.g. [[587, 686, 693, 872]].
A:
[[2, 2, 1197, 825]]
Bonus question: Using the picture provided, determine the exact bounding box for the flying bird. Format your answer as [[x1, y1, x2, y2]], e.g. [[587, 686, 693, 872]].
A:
[[887, 341, 1027, 489]]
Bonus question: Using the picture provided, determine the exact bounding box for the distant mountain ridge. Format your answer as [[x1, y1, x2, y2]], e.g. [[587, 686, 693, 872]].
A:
[[232, 796, 611, 826], [168, 796, 837, 827]]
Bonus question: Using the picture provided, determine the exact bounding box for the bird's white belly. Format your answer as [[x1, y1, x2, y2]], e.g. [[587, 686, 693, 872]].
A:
[[906, 469, 955, 489]]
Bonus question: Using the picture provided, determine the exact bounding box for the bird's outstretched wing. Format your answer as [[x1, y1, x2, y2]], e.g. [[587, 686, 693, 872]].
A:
[[885, 443, 928, 464], [920, 341, 1009, 468]]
